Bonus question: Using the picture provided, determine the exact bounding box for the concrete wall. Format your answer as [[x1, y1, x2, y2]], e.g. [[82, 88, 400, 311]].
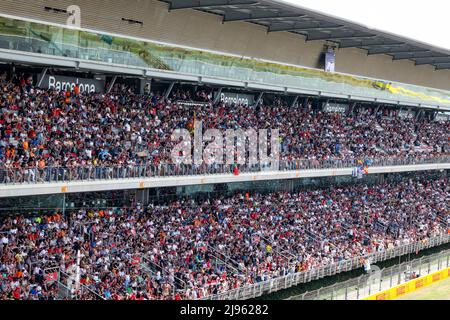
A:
[[2, 0, 450, 90]]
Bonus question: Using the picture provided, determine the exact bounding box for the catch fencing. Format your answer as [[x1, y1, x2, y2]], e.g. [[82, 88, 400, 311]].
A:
[[289, 248, 450, 300]]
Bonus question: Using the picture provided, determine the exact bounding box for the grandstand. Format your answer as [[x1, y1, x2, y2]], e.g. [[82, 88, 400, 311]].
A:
[[0, 0, 448, 301]]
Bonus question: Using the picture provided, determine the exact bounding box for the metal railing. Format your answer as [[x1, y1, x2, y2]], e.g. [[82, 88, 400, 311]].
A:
[[56, 270, 106, 300], [140, 255, 188, 296], [203, 233, 450, 300], [41, 267, 105, 300], [291, 248, 450, 300], [1, 155, 448, 185]]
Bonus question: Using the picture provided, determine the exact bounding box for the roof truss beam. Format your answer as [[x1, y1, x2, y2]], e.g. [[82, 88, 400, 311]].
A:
[[307, 33, 376, 42], [160, 1, 450, 66], [368, 48, 429, 55], [168, 0, 259, 11], [414, 57, 450, 65], [338, 41, 405, 49], [435, 64, 450, 70], [394, 54, 449, 61], [360, 42, 406, 48], [223, 13, 304, 23], [268, 24, 345, 33]]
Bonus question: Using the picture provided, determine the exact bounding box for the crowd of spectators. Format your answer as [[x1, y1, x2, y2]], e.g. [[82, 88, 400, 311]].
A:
[[1, 176, 448, 300], [0, 73, 448, 182]]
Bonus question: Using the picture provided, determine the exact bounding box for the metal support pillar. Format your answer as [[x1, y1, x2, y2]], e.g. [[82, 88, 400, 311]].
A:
[[290, 95, 299, 109], [164, 82, 175, 100], [213, 87, 223, 104], [254, 92, 264, 107], [349, 101, 356, 115], [107, 75, 117, 93], [415, 109, 422, 120], [36, 67, 48, 88], [375, 104, 381, 114]]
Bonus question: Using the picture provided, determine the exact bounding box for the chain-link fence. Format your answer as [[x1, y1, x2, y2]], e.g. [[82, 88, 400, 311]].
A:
[[289, 248, 450, 300]]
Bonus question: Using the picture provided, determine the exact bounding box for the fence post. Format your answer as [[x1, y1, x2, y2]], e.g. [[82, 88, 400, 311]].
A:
[[418, 257, 423, 276], [378, 272, 382, 292], [389, 267, 393, 288]]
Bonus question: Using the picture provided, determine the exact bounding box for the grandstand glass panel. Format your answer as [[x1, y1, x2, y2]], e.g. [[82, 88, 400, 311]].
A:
[[0, 193, 64, 215], [0, 190, 136, 215], [1, 16, 450, 107]]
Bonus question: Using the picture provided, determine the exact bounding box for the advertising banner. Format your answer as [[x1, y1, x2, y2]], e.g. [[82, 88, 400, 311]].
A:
[[325, 52, 336, 73], [214, 91, 255, 106], [41, 75, 105, 93], [322, 102, 348, 113]]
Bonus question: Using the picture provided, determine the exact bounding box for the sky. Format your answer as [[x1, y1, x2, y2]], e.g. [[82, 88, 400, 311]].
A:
[[282, 0, 450, 50]]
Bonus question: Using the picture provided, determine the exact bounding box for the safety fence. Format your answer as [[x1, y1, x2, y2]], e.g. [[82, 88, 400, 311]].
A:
[[204, 234, 450, 300], [0, 156, 448, 185], [288, 248, 450, 300], [363, 265, 450, 300]]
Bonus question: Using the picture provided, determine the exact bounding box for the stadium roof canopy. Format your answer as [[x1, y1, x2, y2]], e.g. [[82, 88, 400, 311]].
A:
[[160, 0, 450, 70]]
